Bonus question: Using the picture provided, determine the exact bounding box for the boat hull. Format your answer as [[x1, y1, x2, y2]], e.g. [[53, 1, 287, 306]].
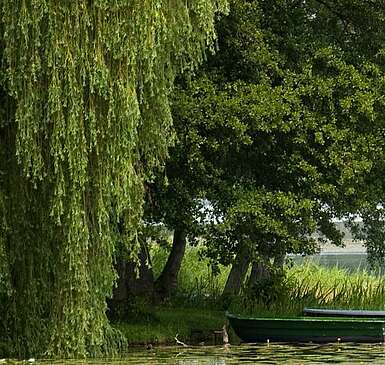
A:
[[227, 313, 385, 343]]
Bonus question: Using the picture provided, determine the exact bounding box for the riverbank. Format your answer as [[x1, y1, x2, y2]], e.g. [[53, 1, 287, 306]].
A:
[[113, 257, 385, 346], [114, 307, 228, 346]]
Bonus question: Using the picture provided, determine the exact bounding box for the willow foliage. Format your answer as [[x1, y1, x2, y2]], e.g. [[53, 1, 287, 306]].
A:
[[0, 0, 228, 358]]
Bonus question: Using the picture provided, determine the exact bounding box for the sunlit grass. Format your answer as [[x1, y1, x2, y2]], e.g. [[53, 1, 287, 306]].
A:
[[151, 244, 230, 306], [117, 246, 385, 344], [152, 245, 385, 314], [232, 262, 385, 317]]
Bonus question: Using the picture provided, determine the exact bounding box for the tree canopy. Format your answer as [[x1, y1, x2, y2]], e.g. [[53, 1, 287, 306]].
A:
[[167, 0, 385, 270], [0, 0, 228, 357]]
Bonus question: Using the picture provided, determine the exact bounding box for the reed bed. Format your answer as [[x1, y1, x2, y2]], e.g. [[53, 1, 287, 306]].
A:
[[152, 244, 385, 315], [234, 263, 385, 317]]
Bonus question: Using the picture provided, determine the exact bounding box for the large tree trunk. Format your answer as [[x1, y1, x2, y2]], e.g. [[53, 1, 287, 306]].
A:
[[248, 253, 285, 288], [222, 247, 250, 297], [155, 228, 187, 300], [109, 243, 154, 318], [247, 253, 286, 304], [247, 259, 271, 288]]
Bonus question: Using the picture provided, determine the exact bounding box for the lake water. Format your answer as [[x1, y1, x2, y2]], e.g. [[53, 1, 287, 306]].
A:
[[291, 253, 372, 272], [9, 343, 385, 365]]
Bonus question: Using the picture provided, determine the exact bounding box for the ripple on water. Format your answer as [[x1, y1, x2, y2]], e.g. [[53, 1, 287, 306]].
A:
[[8, 343, 385, 365]]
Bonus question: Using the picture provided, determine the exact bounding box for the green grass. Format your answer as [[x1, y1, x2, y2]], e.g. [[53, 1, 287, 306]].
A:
[[116, 245, 385, 344], [289, 263, 385, 309], [151, 245, 385, 317], [112, 245, 230, 346], [114, 307, 226, 345], [232, 262, 385, 318], [151, 244, 230, 306]]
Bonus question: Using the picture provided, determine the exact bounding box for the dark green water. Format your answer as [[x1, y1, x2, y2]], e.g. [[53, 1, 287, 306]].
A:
[[7, 343, 385, 364]]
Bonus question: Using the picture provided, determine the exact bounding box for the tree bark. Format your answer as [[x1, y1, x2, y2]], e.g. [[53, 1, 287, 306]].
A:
[[248, 253, 285, 288], [222, 247, 250, 297], [247, 260, 271, 288], [155, 228, 187, 300]]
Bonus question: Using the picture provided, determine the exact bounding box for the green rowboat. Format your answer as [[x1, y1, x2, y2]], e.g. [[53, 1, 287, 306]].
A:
[[227, 312, 385, 343]]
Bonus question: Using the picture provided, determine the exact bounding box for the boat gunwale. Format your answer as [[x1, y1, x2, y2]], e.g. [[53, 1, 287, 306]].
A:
[[303, 308, 385, 318], [226, 312, 385, 324]]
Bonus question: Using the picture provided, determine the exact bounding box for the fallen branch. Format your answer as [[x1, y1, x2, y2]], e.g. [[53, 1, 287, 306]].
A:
[[175, 333, 188, 347], [222, 324, 229, 344]]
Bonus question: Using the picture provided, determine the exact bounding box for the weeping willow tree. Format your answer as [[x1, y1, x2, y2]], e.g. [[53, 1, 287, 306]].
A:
[[0, 0, 228, 358]]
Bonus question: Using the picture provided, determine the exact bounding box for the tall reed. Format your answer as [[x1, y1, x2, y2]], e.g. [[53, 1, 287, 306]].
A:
[[152, 244, 385, 315], [233, 263, 385, 317]]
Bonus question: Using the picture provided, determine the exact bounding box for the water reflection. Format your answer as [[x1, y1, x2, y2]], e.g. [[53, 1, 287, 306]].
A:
[[8, 343, 385, 365]]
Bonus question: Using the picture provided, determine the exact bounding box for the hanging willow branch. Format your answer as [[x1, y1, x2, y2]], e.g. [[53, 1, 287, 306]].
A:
[[0, 0, 228, 358]]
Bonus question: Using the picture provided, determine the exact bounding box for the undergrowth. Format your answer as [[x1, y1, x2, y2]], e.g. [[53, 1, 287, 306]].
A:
[[115, 246, 385, 344], [231, 263, 385, 317]]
